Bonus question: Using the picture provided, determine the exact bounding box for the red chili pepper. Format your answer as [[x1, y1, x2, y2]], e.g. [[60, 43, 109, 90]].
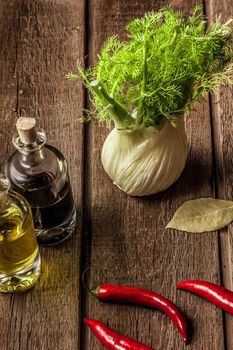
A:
[[84, 318, 155, 350], [177, 280, 233, 314], [91, 284, 188, 344]]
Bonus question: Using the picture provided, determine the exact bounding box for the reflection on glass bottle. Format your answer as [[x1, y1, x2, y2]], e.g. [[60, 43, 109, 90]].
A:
[[0, 174, 41, 292], [4, 117, 76, 245]]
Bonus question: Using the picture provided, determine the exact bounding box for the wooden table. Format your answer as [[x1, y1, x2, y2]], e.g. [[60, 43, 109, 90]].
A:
[[0, 0, 233, 349]]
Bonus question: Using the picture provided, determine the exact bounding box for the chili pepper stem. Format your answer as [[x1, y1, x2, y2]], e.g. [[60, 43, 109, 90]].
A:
[[81, 267, 100, 296], [91, 287, 99, 296]]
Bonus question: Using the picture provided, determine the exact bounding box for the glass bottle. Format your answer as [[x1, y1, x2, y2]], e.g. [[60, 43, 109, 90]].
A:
[[0, 174, 40, 292], [4, 117, 76, 245]]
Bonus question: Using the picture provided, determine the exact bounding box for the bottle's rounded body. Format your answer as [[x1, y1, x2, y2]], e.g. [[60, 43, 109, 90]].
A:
[[0, 186, 41, 292], [5, 144, 76, 245]]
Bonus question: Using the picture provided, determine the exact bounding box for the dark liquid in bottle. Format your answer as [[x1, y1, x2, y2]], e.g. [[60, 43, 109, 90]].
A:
[[10, 177, 76, 245], [32, 182, 74, 229], [32, 181, 76, 245]]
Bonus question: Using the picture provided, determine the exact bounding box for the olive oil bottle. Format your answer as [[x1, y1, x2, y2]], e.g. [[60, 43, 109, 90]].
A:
[[0, 174, 41, 292], [4, 117, 76, 245]]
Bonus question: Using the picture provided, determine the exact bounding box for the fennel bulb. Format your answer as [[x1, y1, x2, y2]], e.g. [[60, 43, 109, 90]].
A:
[[101, 117, 188, 196], [68, 6, 233, 196]]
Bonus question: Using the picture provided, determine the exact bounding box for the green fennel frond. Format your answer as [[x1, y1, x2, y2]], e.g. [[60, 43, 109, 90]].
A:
[[68, 6, 233, 130]]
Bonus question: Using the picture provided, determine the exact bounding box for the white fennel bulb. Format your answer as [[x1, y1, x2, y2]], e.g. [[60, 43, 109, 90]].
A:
[[101, 117, 188, 196]]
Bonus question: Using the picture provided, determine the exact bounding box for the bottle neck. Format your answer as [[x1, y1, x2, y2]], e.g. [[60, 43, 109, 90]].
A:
[[21, 148, 45, 165], [13, 129, 46, 165]]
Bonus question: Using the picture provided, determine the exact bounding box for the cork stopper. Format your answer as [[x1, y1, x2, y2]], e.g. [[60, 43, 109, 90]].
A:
[[16, 117, 37, 144]]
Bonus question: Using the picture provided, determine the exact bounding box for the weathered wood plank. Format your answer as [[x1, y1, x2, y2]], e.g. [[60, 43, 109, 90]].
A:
[[0, 5, 19, 349], [0, 1, 85, 349], [206, 0, 233, 348], [83, 0, 225, 349]]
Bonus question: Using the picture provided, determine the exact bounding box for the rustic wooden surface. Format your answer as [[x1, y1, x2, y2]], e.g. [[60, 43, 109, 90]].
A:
[[0, 0, 232, 349]]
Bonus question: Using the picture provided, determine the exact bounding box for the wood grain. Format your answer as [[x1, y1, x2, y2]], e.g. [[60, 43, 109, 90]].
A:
[[0, 1, 85, 349], [1, 0, 232, 349], [83, 1, 225, 349], [205, 0, 233, 349], [0, 5, 18, 348]]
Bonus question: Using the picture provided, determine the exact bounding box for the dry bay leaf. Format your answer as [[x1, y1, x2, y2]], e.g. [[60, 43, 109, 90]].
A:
[[166, 198, 233, 233]]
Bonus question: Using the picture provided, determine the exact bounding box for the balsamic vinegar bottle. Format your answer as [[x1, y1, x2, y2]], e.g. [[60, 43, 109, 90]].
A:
[[4, 117, 76, 245], [0, 173, 41, 292]]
